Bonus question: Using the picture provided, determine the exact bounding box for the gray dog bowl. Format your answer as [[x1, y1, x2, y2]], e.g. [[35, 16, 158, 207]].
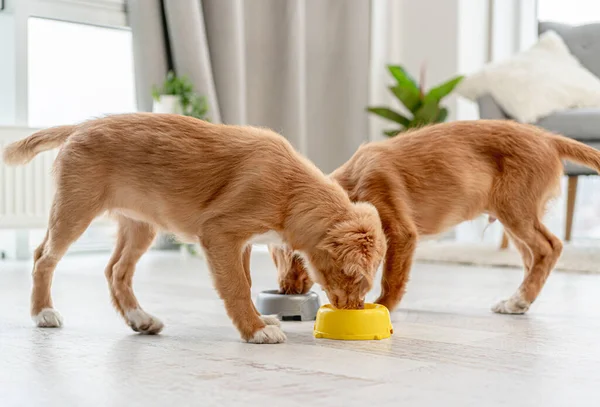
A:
[[256, 290, 321, 321]]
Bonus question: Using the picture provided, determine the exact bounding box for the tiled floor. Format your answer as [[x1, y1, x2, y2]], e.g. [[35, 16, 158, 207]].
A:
[[2, 249, 600, 406]]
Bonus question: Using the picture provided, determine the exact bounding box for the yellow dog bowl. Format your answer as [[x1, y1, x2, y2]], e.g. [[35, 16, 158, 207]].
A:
[[313, 303, 394, 340]]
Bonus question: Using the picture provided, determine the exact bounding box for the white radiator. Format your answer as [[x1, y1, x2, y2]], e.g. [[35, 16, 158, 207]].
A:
[[0, 127, 115, 259], [0, 127, 53, 229]]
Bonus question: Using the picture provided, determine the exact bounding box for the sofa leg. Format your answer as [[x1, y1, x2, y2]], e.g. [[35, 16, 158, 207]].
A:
[[565, 175, 578, 242], [500, 230, 509, 250]]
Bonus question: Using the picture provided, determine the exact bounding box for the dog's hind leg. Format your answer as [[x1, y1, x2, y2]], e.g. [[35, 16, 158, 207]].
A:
[[105, 215, 161, 334], [31, 194, 100, 327], [506, 229, 533, 272], [492, 216, 562, 314]]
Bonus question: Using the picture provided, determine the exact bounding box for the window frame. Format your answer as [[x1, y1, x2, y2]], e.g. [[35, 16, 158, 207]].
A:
[[28, 0, 127, 28], [537, 0, 600, 25], [3, 0, 129, 126], [488, 0, 538, 63]]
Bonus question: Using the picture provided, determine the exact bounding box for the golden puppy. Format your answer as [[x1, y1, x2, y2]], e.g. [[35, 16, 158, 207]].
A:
[[270, 120, 600, 315], [2, 113, 386, 343]]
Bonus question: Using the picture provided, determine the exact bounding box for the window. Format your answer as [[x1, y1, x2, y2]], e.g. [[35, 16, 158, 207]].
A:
[[1, 0, 133, 126], [27, 16, 134, 252], [28, 18, 136, 127], [0, 0, 134, 254], [538, 0, 600, 24]]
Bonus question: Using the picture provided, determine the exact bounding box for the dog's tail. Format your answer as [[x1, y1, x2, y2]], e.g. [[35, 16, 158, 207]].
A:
[[552, 135, 600, 173], [2, 125, 76, 166]]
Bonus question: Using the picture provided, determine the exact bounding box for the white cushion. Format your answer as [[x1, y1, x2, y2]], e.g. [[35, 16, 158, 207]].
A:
[[457, 31, 600, 123]]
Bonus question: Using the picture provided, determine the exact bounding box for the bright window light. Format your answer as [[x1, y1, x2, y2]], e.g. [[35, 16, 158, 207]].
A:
[[538, 0, 600, 25], [28, 17, 136, 128]]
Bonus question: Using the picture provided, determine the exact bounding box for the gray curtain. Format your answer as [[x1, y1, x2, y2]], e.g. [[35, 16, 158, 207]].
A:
[[128, 0, 371, 173]]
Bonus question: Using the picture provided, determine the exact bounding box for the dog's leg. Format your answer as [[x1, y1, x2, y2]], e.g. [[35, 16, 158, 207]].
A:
[[373, 198, 417, 312], [32, 231, 49, 263], [31, 198, 98, 327], [269, 244, 313, 295], [105, 216, 162, 334], [242, 245, 279, 325], [506, 229, 532, 272], [374, 226, 417, 311], [203, 236, 286, 344], [104, 225, 126, 310], [242, 245, 254, 288], [492, 220, 562, 314]]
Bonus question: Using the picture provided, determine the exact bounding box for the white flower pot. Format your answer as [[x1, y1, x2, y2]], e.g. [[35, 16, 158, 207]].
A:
[[152, 95, 183, 114], [180, 244, 191, 260]]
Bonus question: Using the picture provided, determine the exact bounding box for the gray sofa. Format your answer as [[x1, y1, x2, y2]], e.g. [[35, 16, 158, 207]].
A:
[[477, 22, 600, 244]]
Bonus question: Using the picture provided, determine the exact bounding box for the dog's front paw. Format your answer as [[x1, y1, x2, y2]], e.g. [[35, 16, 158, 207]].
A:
[[492, 295, 530, 314], [279, 274, 313, 295], [277, 256, 314, 294], [248, 325, 287, 344], [125, 309, 164, 335], [33, 308, 63, 328], [260, 315, 281, 326]]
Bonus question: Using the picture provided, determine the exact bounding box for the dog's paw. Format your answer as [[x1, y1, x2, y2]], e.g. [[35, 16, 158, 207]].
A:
[[33, 308, 63, 328], [260, 315, 281, 326], [248, 325, 287, 344], [125, 309, 164, 335], [491, 295, 530, 314]]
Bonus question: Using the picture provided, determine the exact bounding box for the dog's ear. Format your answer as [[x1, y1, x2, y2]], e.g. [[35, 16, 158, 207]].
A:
[[319, 205, 385, 277]]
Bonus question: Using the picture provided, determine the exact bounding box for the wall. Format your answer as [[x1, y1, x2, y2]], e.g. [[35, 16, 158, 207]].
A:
[[0, 1, 17, 126], [369, 0, 537, 142], [399, 0, 461, 119]]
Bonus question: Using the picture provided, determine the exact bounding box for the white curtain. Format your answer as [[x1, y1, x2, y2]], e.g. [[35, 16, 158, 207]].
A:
[[128, 0, 372, 174]]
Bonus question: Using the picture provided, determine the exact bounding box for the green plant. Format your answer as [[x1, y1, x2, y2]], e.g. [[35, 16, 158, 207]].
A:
[[165, 235, 200, 256], [367, 64, 463, 137], [152, 71, 209, 121]]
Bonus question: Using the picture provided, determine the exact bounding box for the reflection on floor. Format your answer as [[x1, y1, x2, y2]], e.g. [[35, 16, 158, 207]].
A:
[[2, 251, 600, 406]]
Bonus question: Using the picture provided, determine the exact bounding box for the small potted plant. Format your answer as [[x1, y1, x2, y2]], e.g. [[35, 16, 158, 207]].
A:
[[152, 71, 209, 120], [367, 64, 463, 136]]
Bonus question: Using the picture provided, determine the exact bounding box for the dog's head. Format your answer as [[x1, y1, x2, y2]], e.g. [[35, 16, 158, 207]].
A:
[[304, 202, 386, 309]]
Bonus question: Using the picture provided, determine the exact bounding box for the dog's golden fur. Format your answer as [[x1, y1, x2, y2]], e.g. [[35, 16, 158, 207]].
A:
[[2, 113, 386, 343], [271, 120, 600, 314]]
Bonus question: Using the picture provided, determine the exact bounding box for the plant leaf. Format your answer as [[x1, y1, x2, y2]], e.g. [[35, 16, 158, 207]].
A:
[[186, 244, 198, 256], [435, 107, 448, 123], [155, 70, 210, 120], [152, 85, 161, 101], [366, 107, 410, 126], [412, 101, 440, 126], [424, 75, 464, 104], [186, 94, 209, 120], [389, 86, 421, 113], [384, 129, 402, 137], [387, 65, 419, 92]]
